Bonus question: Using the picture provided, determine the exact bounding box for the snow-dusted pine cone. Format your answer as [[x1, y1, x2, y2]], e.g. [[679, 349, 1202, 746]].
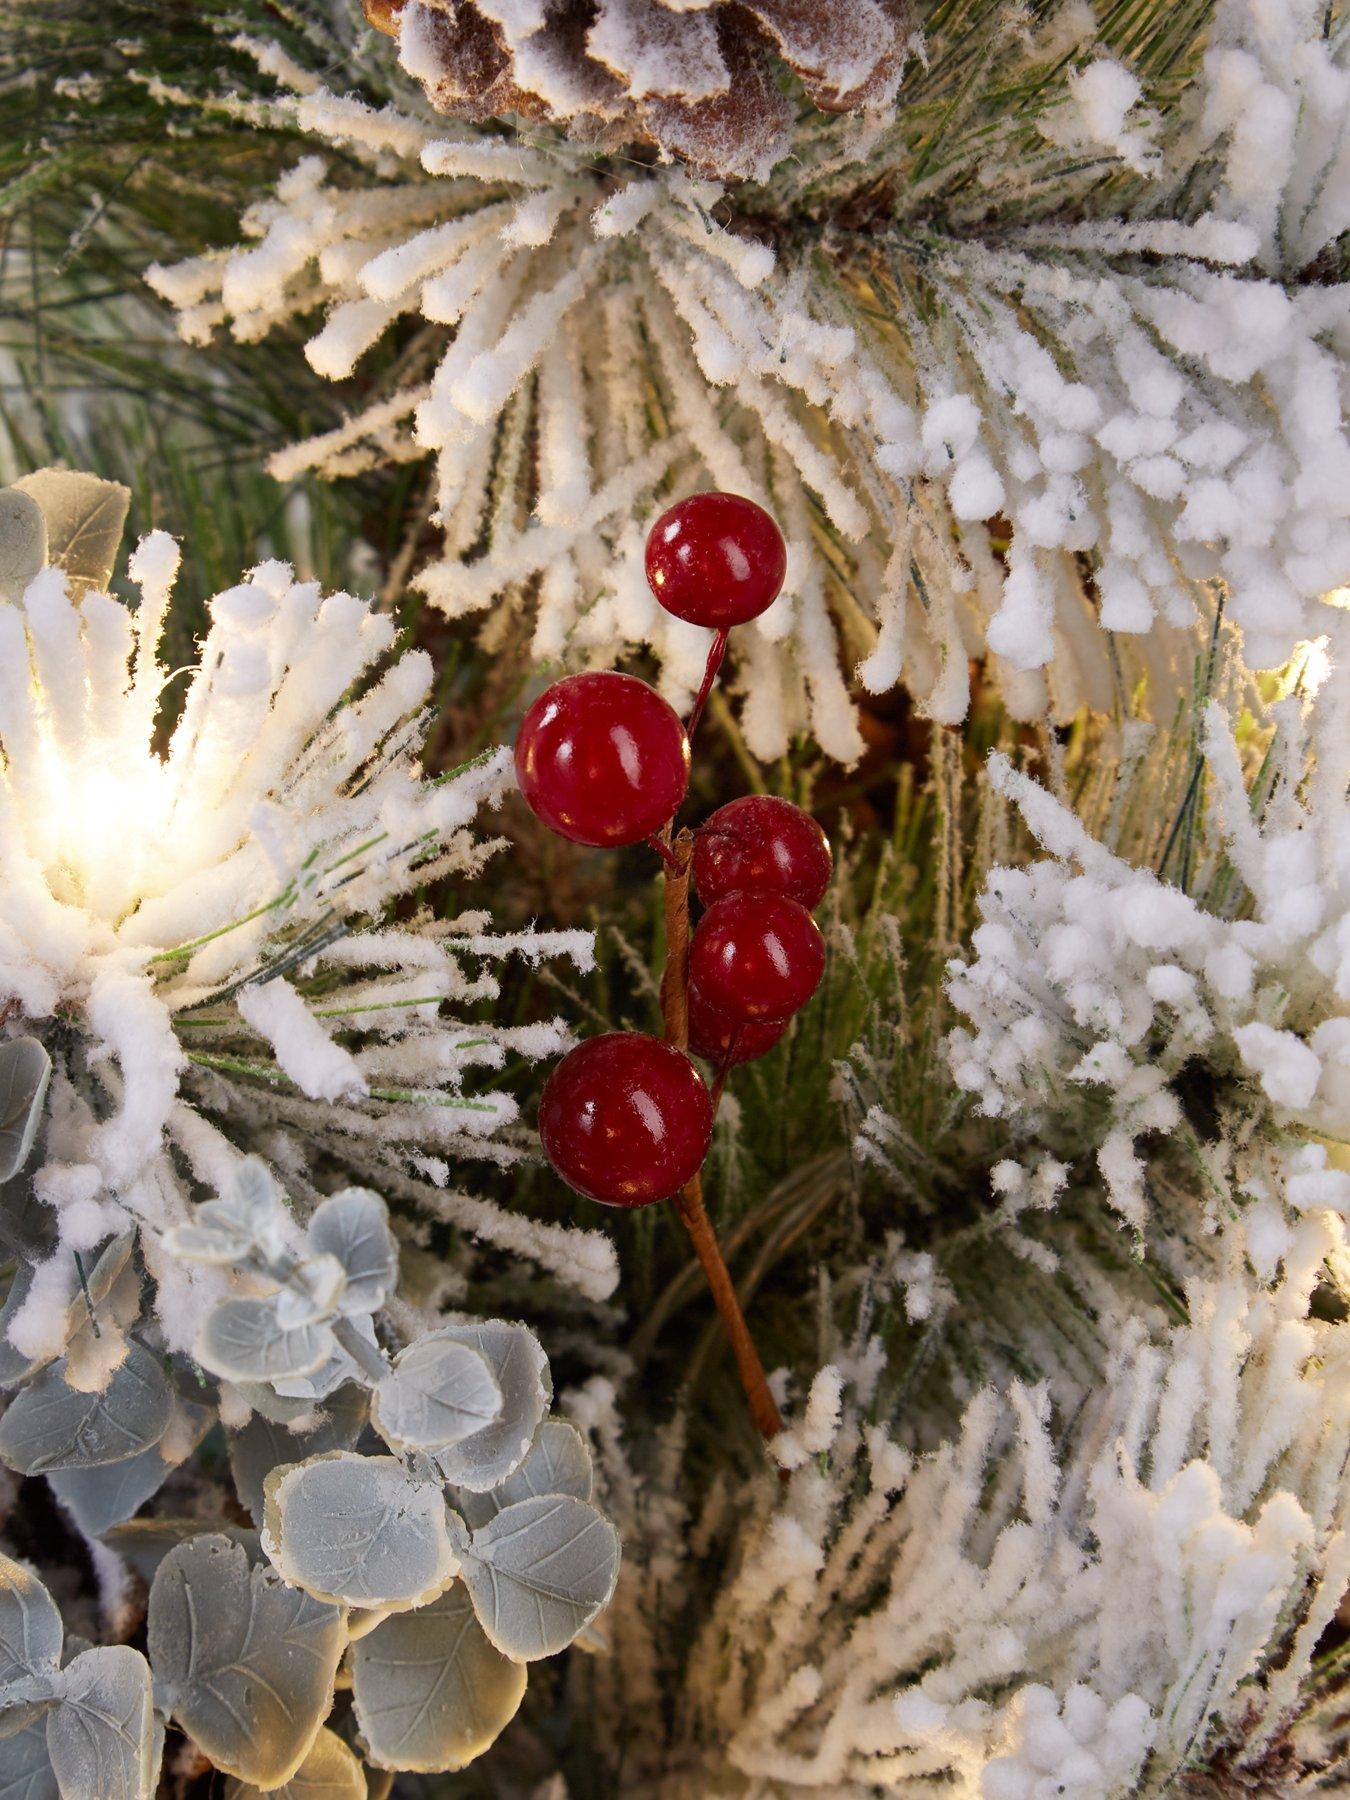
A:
[[361, 0, 912, 180]]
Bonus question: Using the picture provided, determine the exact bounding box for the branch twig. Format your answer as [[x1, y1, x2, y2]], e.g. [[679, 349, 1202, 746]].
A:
[[659, 825, 783, 1444]]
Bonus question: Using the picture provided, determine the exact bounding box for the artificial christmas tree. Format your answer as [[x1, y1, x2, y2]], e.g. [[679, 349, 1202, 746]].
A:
[[0, 1, 1347, 1793]]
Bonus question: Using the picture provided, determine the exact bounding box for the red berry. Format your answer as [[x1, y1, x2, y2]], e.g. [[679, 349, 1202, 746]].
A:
[[515, 672, 690, 848], [688, 986, 789, 1068], [538, 1032, 713, 1208], [645, 492, 787, 629], [692, 795, 832, 912], [689, 892, 825, 1024]]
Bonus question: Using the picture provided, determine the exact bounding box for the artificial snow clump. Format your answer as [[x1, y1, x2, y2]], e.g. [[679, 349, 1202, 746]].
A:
[[573, 1220, 1350, 1794], [144, 0, 1349, 757], [0, 470, 613, 1400], [945, 659, 1350, 1247]]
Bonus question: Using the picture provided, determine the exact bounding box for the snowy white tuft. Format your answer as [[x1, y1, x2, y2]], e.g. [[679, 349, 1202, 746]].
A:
[[945, 629, 1350, 1248], [146, 0, 1350, 759], [573, 1217, 1350, 1794], [0, 537, 613, 1375]]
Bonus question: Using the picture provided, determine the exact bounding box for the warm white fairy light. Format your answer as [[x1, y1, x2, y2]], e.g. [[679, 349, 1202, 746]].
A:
[[0, 538, 613, 1372]]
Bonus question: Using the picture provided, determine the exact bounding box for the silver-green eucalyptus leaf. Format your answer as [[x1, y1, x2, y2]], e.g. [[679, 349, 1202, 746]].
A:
[[263, 1453, 460, 1613], [274, 1255, 346, 1332], [61, 1234, 142, 1396], [0, 1266, 43, 1391], [0, 1555, 62, 1685], [0, 1691, 56, 1752], [233, 1157, 280, 1215], [102, 1521, 259, 1585], [426, 1322, 551, 1493], [457, 1496, 620, 1662], [68, 1235, 133, 1317], [351, 1582, 526, 1774], [227, 1385, 368, 1526], [305, 1191, 397, 1316], [221, 1726, 365, 1800], [371, 1338, 501, 1455], [230, 1382, 323, 1426], [47, 1398, 213, 1539], [0, 1042, 51, 1187], [0, 490, 47, 604], [148, 1534, 346, 1791], [0, 1235, 140, 1402], [11, 472, 129, 599], [46, 1646, 155, 1800], [47, 1452, 167, 1542], [169, 1200, 260, 1268], [198, 1300, 333, 1384], [455, 1420, 593, 1530], [0, 1714, 57, 1798], [270, 1333, 370, 1406], [0, 1343, 172, 1475]]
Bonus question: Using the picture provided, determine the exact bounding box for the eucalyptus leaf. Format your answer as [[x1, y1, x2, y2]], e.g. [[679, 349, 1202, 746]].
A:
[[228, 1385, 368, 1525], [233, 1158, 279, 1216], [305, 1191, 397, 1316], [221, 1727, 365, 1800], [456, 1420, 593, 1530], [198, 1300, 333, 1384], [102, 1521, 258, 1585], [427, 1322, 551, 1493], [264, 1453, 459, 1613], [272, 1308, 385, 1404], [0, 1267, 42, 1390], [0, 1343, 172, 1475], [351, 1582, 526, 1774], [62, 1235, 141, 1395], [231, 1383, 325, 1426], [11, 472, 129, 599], [0, 1696, 55, 1752], [149, 1534, 346, 1791], [0, 492, 46, 605], [0, 1042, 51, 1186], [270, 1334, 369, 1406], [0, 1555, 62, 1685], [47, 1399, 212, 1538], [274, 1255, 345, 1332], [45, 1646, 155, 1800], [371, 1338, 500, 1455], [457, 1496, 620, 1662], [68, 1234, 133, 1315], [170, 1200, 259, 1267], [228, 1161, 292, 1262], [0, 1715, 56, 1798]]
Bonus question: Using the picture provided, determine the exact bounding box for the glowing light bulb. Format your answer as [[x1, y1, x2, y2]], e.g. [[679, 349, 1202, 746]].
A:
[[38, 743, 178, 923], [1284, 636, 1332, 700]]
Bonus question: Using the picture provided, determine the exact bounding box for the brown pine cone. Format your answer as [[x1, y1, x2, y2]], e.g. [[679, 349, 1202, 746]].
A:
[[361, 0, 913, 182]]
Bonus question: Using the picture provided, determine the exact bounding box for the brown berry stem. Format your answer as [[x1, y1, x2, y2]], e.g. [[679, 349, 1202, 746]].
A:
[[646, 832, 682, 873], [685, 627, 729, 747], [659, 825, 783, 1445]]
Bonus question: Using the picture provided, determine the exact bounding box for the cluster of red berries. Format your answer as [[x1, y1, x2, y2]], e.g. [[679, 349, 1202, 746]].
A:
[[518, 492, 831, 1210]]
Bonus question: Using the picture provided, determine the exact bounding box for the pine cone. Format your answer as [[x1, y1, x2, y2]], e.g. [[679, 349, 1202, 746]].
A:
[[362, 0, 912, 182]]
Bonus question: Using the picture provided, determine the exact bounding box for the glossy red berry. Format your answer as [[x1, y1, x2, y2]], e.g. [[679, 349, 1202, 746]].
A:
[[692, 795, 832, 912], [538, 1032, 713, 1208], [688, 986, 790, 1068], [645, 492, 787, 628], [515, 672, 690, 849], [689, 892, 825, 1025]]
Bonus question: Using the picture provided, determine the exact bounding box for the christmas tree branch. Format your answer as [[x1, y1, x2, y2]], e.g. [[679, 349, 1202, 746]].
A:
[[659, 824, 783, 1445]]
